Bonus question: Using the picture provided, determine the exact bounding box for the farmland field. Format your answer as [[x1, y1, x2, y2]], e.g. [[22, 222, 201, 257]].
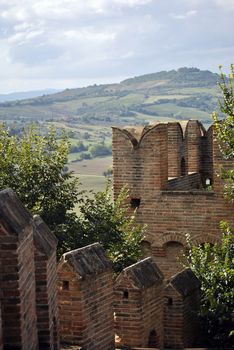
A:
[[69, 156, 112, 192]]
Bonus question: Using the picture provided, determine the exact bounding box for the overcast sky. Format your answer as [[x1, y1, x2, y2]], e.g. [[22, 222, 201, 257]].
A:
[[0, 0, 233, 93]]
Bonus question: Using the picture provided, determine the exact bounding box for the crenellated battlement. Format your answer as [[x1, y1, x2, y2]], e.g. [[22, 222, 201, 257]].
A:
[[112, 120, 215, 194], [112, 120, 234, 278]]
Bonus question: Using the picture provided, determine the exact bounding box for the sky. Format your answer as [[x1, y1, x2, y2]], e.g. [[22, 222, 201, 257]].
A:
[[0, 0, 233, 93]]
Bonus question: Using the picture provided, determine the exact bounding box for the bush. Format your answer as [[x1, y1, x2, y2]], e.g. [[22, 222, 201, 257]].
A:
[[88, 143, 112, 157], [186, 223, 234, 347]]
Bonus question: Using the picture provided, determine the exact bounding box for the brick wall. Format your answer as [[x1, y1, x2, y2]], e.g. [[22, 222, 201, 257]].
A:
[[112, 121, 234, 278], [0, 300, 3, 350], [164, 268, 200, 348], [0, 189, 38, 350], [33, 215, 59, 350], [114, 257, 164, 348], [167, 172, 201, 190], [167, 122, 184, 178], [58, 243, 115, 350]]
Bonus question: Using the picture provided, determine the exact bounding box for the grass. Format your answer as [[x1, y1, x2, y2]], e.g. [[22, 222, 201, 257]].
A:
[[69, 156, 112, 176], [143, 94, 190, 104], [78, 174, 108, 192], [145, 103, 210, 121], [68, 156, 112, 192]]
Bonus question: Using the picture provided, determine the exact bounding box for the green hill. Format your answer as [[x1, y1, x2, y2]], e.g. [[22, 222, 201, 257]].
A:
[[0, 67, 222, 191], [0, 67, 220, 126]]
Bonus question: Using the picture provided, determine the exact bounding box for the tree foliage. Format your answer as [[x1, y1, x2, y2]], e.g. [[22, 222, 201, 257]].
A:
[[0, 125, 81, 231], [57, 185, 144, 274], [186, 223, 234, 346], [187, 65, 234, 347], [213, 64, 234, 201], [0, 124, 144, 273]]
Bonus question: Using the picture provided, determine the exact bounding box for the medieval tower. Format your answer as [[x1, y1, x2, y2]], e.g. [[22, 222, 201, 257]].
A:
[[112, 120, 234, 278]]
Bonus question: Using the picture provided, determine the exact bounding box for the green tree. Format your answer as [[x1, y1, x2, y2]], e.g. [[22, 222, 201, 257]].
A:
[[213, 64, 234, 201], [187, 65, 234, 347], [0, 125, 144, 273], [88, 143, 112, 157], [0, 125, 81, 241], [57, 185, 144, 274], [186, 224, 234, 347]]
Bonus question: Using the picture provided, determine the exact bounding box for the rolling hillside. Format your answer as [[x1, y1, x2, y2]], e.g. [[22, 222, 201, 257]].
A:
[[0, 67, 221, 126], [0, 67, 222, 191]]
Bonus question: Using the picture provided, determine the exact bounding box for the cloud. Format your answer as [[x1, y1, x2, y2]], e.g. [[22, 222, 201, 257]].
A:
[[214, 0, 234, 10], [170, 10, 197, 20], [0, 0, 233, 93]]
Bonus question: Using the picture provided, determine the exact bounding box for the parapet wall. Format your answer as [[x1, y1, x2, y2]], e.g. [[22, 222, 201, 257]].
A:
[[114, 257, 164, 348], [164, 268, 201, 348], [167, 172, 201, 190], [33, 215, 59, 350], [0, 189, 59, 350], [0, 189, 38, 350], [0, 301, 2, 350], [112, 120, 234, 278], [58, 243, 115, 350], [0, 188, 208, 349]]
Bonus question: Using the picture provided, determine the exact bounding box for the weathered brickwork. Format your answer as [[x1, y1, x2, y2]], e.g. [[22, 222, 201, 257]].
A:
[[112, 121, 234, 278], [114, 257, 164, 349], [58, 243, 115, 350], [0, 301, 3, 350], [0, 189, 38, 350], [164, 268, 200, 348], [33, 215, 59, 350]]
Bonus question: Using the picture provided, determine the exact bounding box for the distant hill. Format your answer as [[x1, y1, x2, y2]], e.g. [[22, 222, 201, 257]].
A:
[[0, 89, 61, 102], [0, 67, 221, 126], [0, 67, 223, 192]]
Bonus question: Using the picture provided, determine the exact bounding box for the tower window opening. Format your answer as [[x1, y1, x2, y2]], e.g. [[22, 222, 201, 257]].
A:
[[181, 157, 186, 176], [62, 280, 69, 290], [167, 297, 173, 306], [130, 198, 141, 208], [123, 290, 129, 299]]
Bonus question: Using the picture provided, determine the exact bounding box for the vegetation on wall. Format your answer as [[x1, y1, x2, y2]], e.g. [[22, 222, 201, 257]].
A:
[[213, 64, 234, 201], [58, 185, 144, 274], [0, 124, 143, 273], [186, 65, 234, 347]]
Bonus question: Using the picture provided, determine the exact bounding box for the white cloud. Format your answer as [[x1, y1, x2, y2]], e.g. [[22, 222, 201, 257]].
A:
[[63, 28, 116, 43], [170, 10, 197, 20], [114, 0, 152, 6], [0, 0, 233, 93]]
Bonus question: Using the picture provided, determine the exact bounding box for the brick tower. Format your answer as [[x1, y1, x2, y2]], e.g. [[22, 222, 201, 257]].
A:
[[112, 121, 234, 278]]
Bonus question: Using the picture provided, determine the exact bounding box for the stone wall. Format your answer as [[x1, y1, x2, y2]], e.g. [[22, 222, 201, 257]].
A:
[[114, 257, 164, 348], [112, 121, 234, 278], [164, 268, 200, 348], [33, 215, 59, 350], [58, 243, 115, 350]]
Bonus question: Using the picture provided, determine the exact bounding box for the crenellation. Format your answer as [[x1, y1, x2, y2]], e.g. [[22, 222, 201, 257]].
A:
[[114, 257, 164, 349], [58, 243, 115, 350], [164, 268, 201, 348], [33, 215, 59, 350], [0, 189, 38, 350], [112, 120, 234, 278]]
